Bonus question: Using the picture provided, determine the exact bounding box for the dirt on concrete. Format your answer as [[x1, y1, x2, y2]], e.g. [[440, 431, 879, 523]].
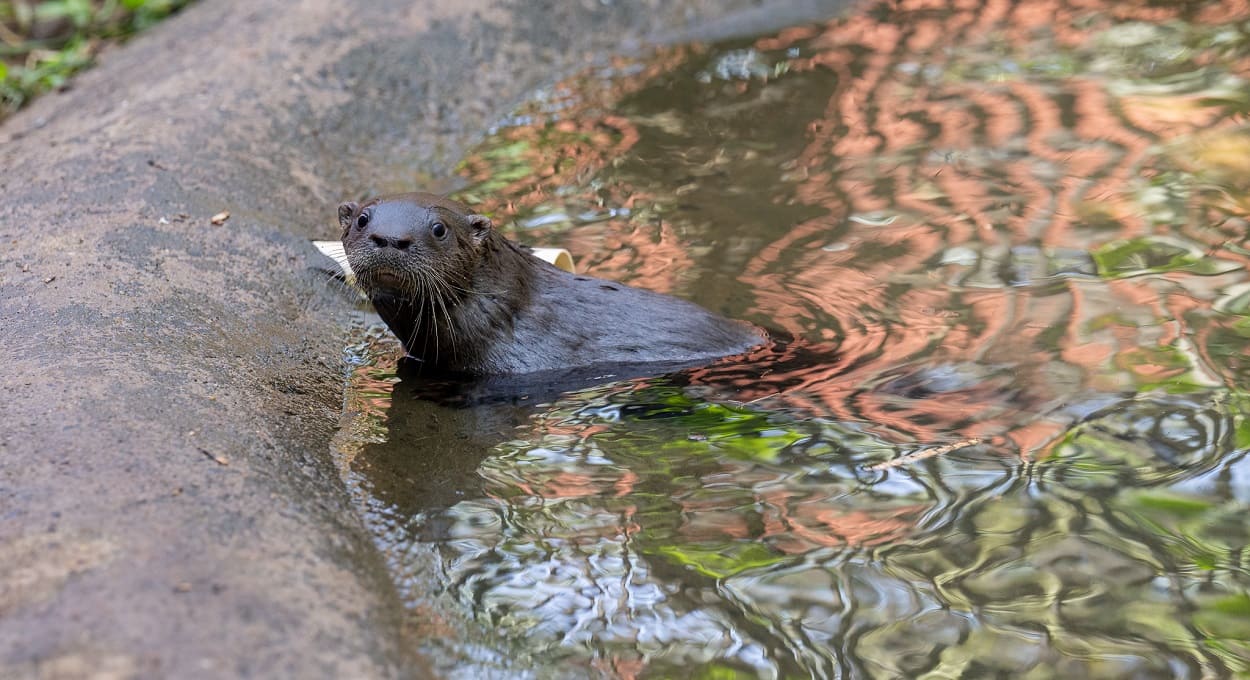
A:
[[0, 0, 843, 676]]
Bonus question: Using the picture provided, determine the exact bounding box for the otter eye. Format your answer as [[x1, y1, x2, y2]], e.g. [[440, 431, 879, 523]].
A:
[[431, 222, 448, 239], [356, 212, 370, 229]]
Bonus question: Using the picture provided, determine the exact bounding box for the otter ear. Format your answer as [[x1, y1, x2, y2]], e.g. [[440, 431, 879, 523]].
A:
[[337, 201, 359, 237], [466, 214, 492, 246]]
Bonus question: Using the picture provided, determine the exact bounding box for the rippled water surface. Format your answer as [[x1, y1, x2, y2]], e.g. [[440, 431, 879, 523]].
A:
[[334, 1, 1250, 677]]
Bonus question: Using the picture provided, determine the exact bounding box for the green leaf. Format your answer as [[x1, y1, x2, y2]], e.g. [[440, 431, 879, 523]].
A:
[[1126, 491, 1212, 519], [1114, 343, 1208, 393], [1235, 416, 1250, 450], [35, 0, 94, 28], [693, 663, 757, 680], [1092, 236, 1239, 279], [1195, 593, 1250, 640], [654, 542, 784, 579]]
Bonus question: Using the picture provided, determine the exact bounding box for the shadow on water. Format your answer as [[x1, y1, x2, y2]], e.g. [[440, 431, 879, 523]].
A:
[[334, 0, 1250, 676]]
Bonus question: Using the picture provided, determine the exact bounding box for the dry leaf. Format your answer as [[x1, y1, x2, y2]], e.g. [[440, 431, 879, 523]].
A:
[[198, 448, 230, 466]]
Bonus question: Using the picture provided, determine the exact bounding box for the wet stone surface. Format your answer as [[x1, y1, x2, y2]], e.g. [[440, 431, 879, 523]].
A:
[[335, 1, 1250, 677]]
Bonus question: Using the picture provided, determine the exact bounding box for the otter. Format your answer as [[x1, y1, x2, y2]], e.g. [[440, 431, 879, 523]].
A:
[[338, 193, 763, 376]]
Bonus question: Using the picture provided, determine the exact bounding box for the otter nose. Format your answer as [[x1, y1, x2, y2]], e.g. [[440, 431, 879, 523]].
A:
[[369, 234, 413, 251]]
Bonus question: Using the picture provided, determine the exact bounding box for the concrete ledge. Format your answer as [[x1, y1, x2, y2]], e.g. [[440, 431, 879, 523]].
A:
[[0, 0, 842, 675]]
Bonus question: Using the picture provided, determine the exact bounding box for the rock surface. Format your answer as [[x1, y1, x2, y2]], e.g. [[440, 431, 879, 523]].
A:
[[0, 0, 843, 676]]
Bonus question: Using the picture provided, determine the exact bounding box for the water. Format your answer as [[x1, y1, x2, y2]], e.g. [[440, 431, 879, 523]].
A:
[[334, 2, 1250, 677]]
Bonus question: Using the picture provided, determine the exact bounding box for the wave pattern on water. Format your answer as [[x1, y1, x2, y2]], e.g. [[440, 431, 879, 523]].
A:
[[335, 1, 1250, 677]]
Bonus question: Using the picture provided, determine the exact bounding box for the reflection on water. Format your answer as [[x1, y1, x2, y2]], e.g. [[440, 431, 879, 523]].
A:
[[336, 1, 1250, 677]]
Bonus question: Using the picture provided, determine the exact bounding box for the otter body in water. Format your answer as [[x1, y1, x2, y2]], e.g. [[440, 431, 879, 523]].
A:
[[339, 193, 763, 376]]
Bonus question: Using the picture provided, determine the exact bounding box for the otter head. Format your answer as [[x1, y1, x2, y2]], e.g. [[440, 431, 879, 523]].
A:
[[338, 192, 493, 302]]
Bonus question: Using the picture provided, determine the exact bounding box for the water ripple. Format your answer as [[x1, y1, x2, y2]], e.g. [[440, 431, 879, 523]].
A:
[[336, 1, 1250, 676]]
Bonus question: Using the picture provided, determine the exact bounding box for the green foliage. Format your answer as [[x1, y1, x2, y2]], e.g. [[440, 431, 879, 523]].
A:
[[653, 542, 784, 579], [0, 38, 92, 111], [0, 0, 192, 117], [1115, 487, 1250, 574], [34, 0, 97, 28], [691, 663, 758, 680], [1092, 236, 1239, 279]]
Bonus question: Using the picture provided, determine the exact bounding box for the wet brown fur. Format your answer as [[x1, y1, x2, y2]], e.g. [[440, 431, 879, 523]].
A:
[[340, 193, 763, 376]]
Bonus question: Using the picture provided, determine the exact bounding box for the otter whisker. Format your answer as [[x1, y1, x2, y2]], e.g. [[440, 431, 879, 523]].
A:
[[434, 274, 481, 297], [421, 269, 442, 366], [410, 270, 430, 363], [431, 274, 459, 362], [403, 269, 428, 356], [314, 267, 362, 298]]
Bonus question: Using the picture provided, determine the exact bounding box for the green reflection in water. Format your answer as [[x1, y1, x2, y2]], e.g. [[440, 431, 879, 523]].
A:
[[334, 1, 1250, 677]]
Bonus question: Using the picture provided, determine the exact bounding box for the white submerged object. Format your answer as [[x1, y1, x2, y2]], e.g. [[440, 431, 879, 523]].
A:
[[312, 240, 576, 285], [528, 247, 576, 274], [313, 241, 356, 282]]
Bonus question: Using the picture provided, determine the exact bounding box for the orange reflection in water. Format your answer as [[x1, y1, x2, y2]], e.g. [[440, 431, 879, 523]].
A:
[[730, 0, 1248, 454], [454, 0, 1250, 464], [340, 6, 1250, 675]]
